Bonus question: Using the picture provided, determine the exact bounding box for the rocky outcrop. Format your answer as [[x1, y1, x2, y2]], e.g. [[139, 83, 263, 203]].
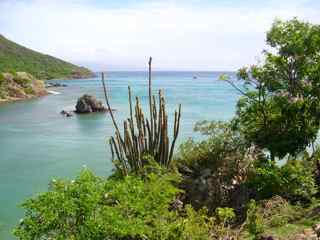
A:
[[75, 94, 108, 113], [0, 72, 48, 103]]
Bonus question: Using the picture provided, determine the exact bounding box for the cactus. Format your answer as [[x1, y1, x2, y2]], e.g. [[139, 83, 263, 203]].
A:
[[101, 57, 181, 176]]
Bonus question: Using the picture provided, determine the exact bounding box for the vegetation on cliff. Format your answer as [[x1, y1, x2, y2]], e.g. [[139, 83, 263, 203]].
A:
[[0, 34, 93, 80], [0, 72, 47, 102]]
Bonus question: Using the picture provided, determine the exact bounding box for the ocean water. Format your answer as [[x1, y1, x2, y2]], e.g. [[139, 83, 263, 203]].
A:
[[0, 71, 239, 239]]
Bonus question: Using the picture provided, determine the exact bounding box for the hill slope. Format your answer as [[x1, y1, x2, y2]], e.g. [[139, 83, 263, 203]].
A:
[[0, 35, 94, 80]]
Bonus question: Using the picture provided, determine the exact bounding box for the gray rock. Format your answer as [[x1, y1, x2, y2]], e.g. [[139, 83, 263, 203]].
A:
[[75, 94, 107, 114]]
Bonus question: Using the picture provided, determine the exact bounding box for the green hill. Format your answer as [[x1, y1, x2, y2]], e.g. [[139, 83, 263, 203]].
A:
[[0, 34, 94, 80]]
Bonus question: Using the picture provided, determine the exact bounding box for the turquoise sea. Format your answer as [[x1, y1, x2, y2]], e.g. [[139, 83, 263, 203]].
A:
[[0, 71, 239, 239]]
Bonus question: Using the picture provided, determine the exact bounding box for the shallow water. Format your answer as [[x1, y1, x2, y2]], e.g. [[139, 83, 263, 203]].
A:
[[0, 71, 239, 239]]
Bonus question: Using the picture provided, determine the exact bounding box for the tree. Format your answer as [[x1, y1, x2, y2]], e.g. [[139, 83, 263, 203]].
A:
[[229, 18, 320, 159]]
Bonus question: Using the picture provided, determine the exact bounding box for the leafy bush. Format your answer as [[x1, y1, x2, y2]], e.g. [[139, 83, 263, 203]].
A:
[[248, 159, 317, 202], [215, 207, 236, 226], [181, 205, 214, 240], [281, 160, 317, 202], [246, 200, 265, 238], [14, 168, 213, 240]]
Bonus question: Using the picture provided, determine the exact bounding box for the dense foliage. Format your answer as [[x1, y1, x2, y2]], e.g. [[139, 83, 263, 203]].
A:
[[0, 34, 93, 80], [14, 168, 214, 240], [247, 158, 317, 202], [230, 18, 320, 159]]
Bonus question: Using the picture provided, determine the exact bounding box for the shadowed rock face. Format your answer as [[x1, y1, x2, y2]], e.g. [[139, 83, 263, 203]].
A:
[[75, 94, 107, 113]]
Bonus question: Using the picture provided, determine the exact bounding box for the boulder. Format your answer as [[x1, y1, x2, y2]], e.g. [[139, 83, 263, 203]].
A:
[[75, 94, 107, 114]]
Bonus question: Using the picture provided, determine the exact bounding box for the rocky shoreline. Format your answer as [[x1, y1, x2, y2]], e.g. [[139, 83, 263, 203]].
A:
[[0, 72, 48, 103]]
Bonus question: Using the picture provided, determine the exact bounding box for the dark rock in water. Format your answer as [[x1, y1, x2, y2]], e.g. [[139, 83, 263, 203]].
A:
[[46, 82, 68, 88], [60, 110, 73, 117], [75, 94, 107, 113]]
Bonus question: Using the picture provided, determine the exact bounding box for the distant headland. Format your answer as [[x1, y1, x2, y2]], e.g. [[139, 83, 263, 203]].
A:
[[0, 34, 94, 80]]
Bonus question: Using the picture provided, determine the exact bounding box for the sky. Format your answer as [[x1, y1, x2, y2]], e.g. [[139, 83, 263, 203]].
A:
[[0, 0, 319, 71]]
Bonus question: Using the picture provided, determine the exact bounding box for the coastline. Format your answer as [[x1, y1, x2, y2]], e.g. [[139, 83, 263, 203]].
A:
[[0, 95, 46, 105], [0, 91, 49, 104]]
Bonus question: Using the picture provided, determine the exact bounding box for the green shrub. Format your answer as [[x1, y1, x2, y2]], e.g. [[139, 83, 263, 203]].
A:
[[215, 207, 236, 226], [247, 160, 282, 199], [248, 159, 317, 202], [181, 205, 214, 240], [246, 200, 265, 238], [14, 168, 213, 240], [281, 160, 317, 202]]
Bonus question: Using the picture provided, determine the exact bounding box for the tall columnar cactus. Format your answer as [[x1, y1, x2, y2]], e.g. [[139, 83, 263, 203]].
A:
[[102, 57, 181, 176]]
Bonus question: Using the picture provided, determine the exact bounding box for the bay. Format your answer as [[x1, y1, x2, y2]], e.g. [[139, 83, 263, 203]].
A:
[[0, 71, 239, 239]]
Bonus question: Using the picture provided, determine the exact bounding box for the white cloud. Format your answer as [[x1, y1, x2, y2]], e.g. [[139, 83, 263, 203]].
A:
[[0, 0, 319, 71]]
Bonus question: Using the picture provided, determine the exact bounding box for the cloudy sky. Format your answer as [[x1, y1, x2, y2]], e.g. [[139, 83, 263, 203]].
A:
[[0, 0, 319, 71]]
